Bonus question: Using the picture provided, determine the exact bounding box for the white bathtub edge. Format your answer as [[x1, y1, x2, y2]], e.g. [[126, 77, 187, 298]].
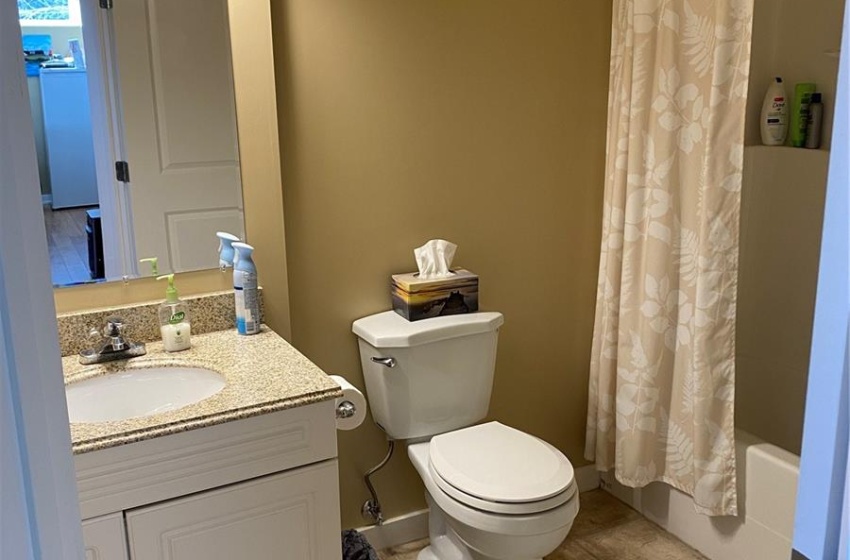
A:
[[601, 429, 798, 560]]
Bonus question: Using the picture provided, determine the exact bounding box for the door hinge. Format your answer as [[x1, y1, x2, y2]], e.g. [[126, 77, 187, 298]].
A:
[[115, 161, 130, 182], [99, 0, 113, 9]]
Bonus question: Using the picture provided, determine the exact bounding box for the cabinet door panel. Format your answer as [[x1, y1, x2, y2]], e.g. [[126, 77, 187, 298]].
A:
[[83, 513, 129, 560], [126, 460, 340, 560]]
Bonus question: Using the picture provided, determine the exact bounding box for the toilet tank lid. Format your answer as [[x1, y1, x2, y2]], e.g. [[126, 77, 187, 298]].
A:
[[352, 311, 504, 348]]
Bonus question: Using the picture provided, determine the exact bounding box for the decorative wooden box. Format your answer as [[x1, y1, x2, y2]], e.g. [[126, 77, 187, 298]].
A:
[[391, 268, 479, 322]]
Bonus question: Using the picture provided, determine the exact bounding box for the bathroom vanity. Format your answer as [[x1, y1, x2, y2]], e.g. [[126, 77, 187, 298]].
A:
[[62, 326, 344, 560]]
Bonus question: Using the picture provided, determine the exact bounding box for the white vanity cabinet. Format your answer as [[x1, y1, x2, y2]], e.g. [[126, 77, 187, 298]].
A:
[[126, 461, 340, 559], [76, 400, 341, 560], [83, 513, 129, 560]]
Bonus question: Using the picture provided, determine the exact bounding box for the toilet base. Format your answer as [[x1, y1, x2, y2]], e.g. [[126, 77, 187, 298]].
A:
[[417, 493, 551, 560], [417, 494, 479, 560]]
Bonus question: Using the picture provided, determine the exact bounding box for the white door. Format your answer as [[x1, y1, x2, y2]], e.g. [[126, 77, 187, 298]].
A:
[[125, 460, 342, 560], [83, 513, 129, 560], [111, 0, 244, 274]]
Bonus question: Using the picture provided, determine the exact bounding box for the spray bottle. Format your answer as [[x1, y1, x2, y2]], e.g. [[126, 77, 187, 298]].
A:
[[217, 232, 240, 271], [232, 242, 260, 335]]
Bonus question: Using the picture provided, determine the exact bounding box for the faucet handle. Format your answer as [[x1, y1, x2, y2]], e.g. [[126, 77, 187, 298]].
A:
[[104, 316, 125, 338], [84, 327, 102, 354]]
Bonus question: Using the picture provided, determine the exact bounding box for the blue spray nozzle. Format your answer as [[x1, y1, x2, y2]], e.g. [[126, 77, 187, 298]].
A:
[[217, 232, 241, 268], [232, 242, 256, 274]]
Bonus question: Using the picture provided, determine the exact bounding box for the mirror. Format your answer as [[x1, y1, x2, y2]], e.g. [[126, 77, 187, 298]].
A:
[[20, 0, 244, 288]]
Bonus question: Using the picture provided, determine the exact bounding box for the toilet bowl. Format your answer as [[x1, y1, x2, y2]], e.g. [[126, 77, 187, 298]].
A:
[[352, 311, 580, 559], [408, 423, 579, 560]]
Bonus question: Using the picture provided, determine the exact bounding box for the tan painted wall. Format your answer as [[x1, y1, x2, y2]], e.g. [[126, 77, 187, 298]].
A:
[[272, 0, 612, 528]]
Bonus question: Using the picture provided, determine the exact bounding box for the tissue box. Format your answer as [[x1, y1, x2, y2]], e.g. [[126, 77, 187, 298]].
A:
[[391, 268, 479, 322]]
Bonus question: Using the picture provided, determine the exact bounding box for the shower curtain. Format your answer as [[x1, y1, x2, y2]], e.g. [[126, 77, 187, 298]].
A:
[[585, 0, 753, 516]]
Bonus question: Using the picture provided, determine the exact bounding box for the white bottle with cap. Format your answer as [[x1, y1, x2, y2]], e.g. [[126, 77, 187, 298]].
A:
[[761, 77, 788, 146]]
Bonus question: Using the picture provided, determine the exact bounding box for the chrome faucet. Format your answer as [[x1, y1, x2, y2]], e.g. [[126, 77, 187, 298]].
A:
[[79, 316, 147, 365]]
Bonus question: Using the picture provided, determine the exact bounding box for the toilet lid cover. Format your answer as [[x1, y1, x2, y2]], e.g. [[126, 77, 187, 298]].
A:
[[429, 422, 574, 503]]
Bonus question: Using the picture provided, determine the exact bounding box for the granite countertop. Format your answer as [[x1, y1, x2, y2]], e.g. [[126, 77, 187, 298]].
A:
[[63, 326, 343, 454]]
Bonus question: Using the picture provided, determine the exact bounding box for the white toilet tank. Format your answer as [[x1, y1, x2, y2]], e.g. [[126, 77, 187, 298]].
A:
[[353, 311, 504, 440]]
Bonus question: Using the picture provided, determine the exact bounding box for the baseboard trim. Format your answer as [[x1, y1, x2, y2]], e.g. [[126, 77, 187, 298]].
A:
[[575, 464, 601, 493], [357, 509, 429, 551], [41, 194, 52, 206]]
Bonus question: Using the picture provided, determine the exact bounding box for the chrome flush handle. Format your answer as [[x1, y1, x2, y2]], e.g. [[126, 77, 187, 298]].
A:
[[370, 356, 397, 368]]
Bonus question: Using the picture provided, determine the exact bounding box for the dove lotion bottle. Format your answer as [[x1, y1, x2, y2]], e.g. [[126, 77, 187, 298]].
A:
[[761, 77, 788, 146]]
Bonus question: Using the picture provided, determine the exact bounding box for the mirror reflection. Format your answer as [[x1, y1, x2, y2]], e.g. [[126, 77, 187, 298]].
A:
[[20, 0, 244, 288]]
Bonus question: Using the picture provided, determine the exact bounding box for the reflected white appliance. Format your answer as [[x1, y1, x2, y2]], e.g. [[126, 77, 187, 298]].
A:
[[39, 67, 98, 209], [353, 311, 579, 560]]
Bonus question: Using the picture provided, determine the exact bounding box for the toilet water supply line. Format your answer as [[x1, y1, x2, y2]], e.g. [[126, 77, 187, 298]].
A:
[[362, 438, 395, 525]]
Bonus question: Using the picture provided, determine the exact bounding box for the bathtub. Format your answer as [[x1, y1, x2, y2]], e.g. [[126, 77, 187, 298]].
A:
[[602, 429, 800, 560]]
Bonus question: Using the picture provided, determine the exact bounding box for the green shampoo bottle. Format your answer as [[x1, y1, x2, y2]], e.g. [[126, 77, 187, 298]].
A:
[[791, 83, 817, 147]]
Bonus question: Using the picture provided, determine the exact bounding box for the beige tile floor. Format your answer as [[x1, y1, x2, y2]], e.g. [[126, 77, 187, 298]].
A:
[[378, 490, 708, 560]]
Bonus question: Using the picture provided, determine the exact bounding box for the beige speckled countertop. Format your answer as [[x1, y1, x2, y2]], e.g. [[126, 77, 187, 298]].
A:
[[63, 326, 343, 454]]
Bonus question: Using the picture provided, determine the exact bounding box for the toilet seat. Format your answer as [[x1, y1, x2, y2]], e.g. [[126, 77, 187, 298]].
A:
[[428, 461, 577, 514], [428, 422, 576, 515]]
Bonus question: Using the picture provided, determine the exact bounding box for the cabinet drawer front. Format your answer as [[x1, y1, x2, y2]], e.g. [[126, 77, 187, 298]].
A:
[[126, 460, 341, 560], [76, 401, 337, 519]]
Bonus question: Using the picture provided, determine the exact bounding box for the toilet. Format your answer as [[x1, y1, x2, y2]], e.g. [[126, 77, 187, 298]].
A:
[[353, 311, 579, 560]]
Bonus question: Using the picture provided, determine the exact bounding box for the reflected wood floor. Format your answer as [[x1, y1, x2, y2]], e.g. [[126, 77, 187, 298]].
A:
[[43, 205, 96, 286], [378, 490, 708, 560]]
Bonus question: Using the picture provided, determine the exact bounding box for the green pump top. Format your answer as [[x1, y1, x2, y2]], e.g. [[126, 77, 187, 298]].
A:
[[140, 257, 159, 276], [157, 274, 180, 303]]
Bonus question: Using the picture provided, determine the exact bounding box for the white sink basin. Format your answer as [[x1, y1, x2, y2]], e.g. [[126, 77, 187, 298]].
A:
[[66, 367, 226, 423]]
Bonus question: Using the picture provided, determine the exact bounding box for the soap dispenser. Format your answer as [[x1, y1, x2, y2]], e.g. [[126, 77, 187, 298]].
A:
[[139, 257, 159, 277], [157, 274, 191, 352]]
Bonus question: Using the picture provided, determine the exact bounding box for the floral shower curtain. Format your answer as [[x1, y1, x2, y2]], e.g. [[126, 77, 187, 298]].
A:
[[585, 0, 753, 516]]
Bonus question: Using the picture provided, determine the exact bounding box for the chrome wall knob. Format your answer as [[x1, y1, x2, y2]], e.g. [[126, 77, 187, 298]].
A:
[[336, 401, 357, 419]]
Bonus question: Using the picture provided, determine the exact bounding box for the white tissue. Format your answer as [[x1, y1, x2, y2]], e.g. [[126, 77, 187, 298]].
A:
[[329, 375, 367, 431], [414, 239, 457, 279]]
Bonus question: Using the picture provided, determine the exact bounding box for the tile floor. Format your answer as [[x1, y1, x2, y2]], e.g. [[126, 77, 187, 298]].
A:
[[378, 490, 708, 560], [43, 205, 97, 286]]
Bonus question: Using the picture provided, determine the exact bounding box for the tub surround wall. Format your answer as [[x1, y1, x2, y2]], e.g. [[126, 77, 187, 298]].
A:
[[736, 0, 843, 455], [736, 147, 829, 455], [272, 0, 612, 528], [745, 0, 845, 150]]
